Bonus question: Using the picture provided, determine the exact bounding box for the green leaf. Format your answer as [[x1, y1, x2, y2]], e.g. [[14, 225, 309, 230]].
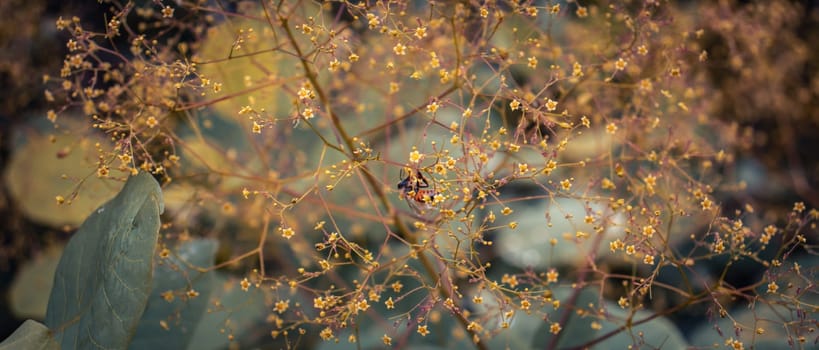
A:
[[531, 287, 687, 349], [4, 127, 126, 227], [594, 304, 688, 349], [0, 320, 59, 350], [9, 246, 62, 319], [495, 197, 625, 269], [186, 273, 267, 350], [130, 239, 218, 350], [44, 172, 164, 349], [531, 286, 599, 348]]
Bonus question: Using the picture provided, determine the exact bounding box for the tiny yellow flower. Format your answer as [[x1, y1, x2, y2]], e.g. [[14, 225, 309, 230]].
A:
[[701, 197, 713, 211], [637, 45, 648, 55], [297, 86, 312, 100], [544, 98, 558, 112], [712, 239, 725, 254], [527, 56, 538, 68], [320, 327, 333, 340], [606, 122, 618, 134], [426, 101, 440, 114], [615, 58, 628, 71], [766, 282, 778, 294], [302, 107, 314, 119], [581, 116, 590, 127], [409, 150, 422, 163], [609, 239, 625, 252], [572, 62, 584, 77], [414, 27, 427, 39], [393, 43, 407, 56], [618, 297, 629, 308], [328, 58, 340, 72], [366, 13, 379, 29], [669, 67, 681, 77], [764, 225, 777, 235], [726, 338, 744, 350], [639, 79, 653, 92], [546, 269, 559, 283], [356, 299, 370, 313], [391, 281, 403, 293], [281, 227, 295, 239], [502, 273, 519, 288], [510, 99, 521, 111], [550, 322, 561, 334], [274, 299, 289, 314]]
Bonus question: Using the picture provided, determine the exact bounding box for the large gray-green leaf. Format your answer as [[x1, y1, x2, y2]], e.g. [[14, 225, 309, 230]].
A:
[[186, 273, 267, 350], [689, 255, 819, 349], [0, 320, 59, 350], [531, 287, 687, 349], [9, 246, 62, 319], [44, 172, 164, 349], [5, 122, 125, 227], [495, 197, 625, 269], [130, 239, 218, 350]]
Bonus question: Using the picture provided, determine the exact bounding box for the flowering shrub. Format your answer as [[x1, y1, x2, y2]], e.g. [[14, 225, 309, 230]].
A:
[[37, 0, 817, 349]]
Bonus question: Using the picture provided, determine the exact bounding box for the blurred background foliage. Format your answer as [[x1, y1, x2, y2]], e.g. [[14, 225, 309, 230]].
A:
[[0, 0, 817, 349]]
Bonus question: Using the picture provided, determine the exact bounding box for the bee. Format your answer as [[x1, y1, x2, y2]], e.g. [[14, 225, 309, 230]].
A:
[[397, 169, 437, 209]]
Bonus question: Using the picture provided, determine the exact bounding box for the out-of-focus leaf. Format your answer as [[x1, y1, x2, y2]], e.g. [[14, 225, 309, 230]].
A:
[[186, 273, 267, 350], [530, 286, 599, 348], [44, 172, 164, 349], [4, 130, 125, 227], [689, 255, 819, 349], [495, 197, 625, 269], [9, 246, 62, 319], [0, 320, 59, 350], [196, 3, 326, 120], [130, 239, 218, 350], [592, 303, 688, 349], [531, 286, 687, 349]]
